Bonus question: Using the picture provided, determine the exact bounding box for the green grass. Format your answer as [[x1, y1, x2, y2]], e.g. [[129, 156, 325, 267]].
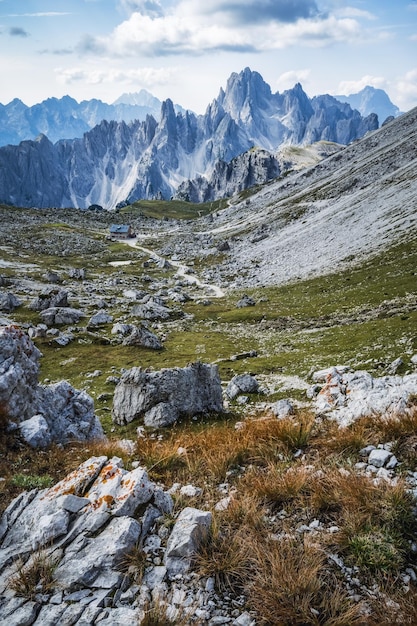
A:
[[10, 473, 54, 490]]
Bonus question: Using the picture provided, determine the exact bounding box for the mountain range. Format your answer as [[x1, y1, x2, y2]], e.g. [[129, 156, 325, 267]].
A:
[[0, 68, 396, 210], [0, 90, 186, 147]]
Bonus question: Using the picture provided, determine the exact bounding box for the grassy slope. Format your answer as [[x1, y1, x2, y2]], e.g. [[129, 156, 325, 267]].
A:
[[4, 206, 416, 423]]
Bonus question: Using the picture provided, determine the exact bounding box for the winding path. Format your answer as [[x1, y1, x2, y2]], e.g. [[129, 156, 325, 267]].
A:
[[119, 236, 225, 298]]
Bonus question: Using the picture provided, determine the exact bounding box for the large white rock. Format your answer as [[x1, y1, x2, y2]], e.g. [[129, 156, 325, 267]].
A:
[[0, 325, 104, 445], [314, 366, 417, 425], [0, 325, 41, 421], [112, 362, 223, 427], [54, 516, 141, 590]]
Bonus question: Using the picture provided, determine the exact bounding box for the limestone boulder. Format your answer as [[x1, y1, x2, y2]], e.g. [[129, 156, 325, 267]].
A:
[[165, 507, 212, 577], [18, 414, 53, 448], [314, 366, 417, 425], [0, 325, 41, 422], [0, 325, 103, 445], [36, 380, 104, 443], [87, 310, 113, 328], [121, 325, 163, 350], [29, 288, 69, 312], [0, 292, 21, 312], [225, 373, 259, 400], [40, 307, 84, 326], [112, 362, 223, 427]]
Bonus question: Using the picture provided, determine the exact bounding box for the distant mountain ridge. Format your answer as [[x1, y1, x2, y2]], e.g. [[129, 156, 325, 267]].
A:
[[335, 86, 400, 124], [0, 68, 381, 209], [0, 90, 185, 146]]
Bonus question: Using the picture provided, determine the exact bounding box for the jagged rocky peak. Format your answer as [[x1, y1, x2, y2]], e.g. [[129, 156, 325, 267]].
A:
[[0, 68, 387, 209], [219, 67, 273, 118]]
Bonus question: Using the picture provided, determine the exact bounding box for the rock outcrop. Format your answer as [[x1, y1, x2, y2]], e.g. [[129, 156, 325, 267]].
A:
[[312, 366, 417, 426], [112, 362, 223, 427], [0, 325, 103, 446], [0, 456, 222, 625]]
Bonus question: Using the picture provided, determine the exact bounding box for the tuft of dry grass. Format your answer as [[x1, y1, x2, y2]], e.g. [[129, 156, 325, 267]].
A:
[[240, 464, 312, 510], [247, 536, 365, 626], [195, 520, 252, 593], [7, 550, 58, 600]]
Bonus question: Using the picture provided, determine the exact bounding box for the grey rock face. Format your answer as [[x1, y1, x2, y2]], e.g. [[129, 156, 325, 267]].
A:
[[225, 374, 259, 400], [121, 325, 163, 350], [40, 307, 84, 326], [271, 399, 295, 418], [165, 507, 212, 577], [18, 414, 53, 448], [314, 366, 417, 426], [0, 325, 103, 445], [0, 325, 41, 422], [0, 292, 21, 312], [112, 362, 223, 427], [87, 310, 113, 328], [236, 295, 256, 308], [131, 298, 174, 321], [36, 380, 104, 443], [0, 456, 168, 622], [29, 288, 69, 312]]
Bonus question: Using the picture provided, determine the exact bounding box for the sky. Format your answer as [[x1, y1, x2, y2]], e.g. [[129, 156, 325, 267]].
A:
[[0, 0, 416, 114]]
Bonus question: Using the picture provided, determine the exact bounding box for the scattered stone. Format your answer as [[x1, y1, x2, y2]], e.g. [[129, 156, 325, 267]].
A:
[[217, 240, 230, 252], [359, 445, 376, 457], [368, 448, 393, 468], [0, 292, 21, 313], [42, 270, 62, 283], [131, 298, 175, 321], [29, 288, 68, 312], [225, 374, 259, 400], [87, 310, 113, 328], [40, 307, 84, 326], [230, 350, 258, 361], [386, 357, 403, 375], [270, 399, 294, 418], [122, 325, 163, 350], [112, 362, 223, 427], [179, 485, 203, 498], [236, 295, 255, 308], [111, 322, 133, 336], [68, 267, 86, 280]]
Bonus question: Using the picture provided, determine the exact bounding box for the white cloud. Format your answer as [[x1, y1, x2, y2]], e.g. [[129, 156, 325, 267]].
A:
[[333, 7, 376, 20], [276, 69, 311, 91], [79, 7, 365, 58], [117, 0, 163, 17], [395, 68, 417, 110], [337, 75, 388, 95], [55, 65, 178, 88]]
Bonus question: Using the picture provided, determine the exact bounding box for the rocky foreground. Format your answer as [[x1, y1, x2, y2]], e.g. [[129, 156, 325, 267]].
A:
[[1, 324, 417, 624]]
